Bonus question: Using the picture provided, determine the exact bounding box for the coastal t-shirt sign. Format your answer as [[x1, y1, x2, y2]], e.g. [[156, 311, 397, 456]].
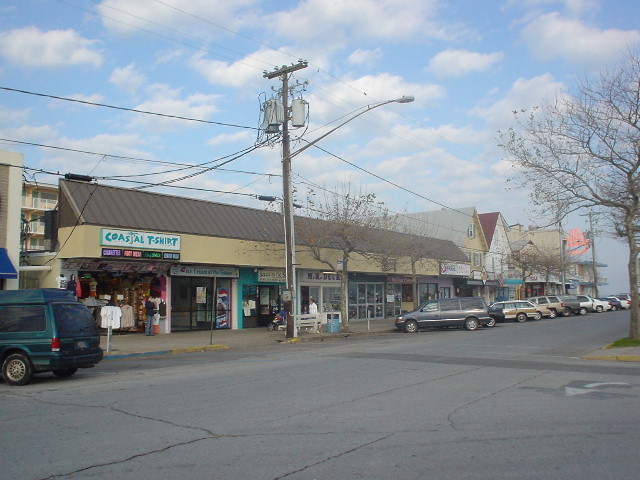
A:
[[100, 228, 181, 251]]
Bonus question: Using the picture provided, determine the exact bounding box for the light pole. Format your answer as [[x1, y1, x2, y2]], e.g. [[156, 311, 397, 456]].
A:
[[263, 67, 414, 339]]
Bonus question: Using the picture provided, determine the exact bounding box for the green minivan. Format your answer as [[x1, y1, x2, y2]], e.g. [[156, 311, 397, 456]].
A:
[[0, 289, 103, 386]]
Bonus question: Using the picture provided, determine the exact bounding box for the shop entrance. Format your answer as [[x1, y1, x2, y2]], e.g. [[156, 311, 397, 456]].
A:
[[258, 285, 280, 326], [171, 276, 231, 330]]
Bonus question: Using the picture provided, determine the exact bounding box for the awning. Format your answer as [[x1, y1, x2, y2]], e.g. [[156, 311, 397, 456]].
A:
[[0, 248, 18, 279]]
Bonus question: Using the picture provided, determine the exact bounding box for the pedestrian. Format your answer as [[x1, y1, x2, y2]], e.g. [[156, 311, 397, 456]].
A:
[[144, 296, 156, 336], [309, 297, 318, 316], [66, 274, 77, 297]]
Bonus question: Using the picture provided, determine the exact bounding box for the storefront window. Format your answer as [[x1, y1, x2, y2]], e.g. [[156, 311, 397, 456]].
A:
[[419, 283, 438, 303], [349, 282, 384, 320]]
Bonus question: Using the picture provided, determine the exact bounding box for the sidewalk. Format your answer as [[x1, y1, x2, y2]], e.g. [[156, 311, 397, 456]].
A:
[[102, 318, 396, 359], [101, 318, 640, 362]]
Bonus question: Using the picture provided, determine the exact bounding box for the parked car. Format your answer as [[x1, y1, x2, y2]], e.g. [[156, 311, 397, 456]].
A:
[[526, 296, 565, 318], [0, 289, 103, 386], [600, 297, 622, 310], [576, 294, 611, 313], [605, 295, 630, 309], [395, 297, 492, 333], [556, 295, 588, 315], [488, 300, 542, 323]]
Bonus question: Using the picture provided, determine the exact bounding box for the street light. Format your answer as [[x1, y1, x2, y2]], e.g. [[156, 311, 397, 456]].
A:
[[280, 95, 415, 339]]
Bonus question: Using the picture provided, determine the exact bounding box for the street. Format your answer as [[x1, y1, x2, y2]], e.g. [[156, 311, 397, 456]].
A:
[[1, 311, 639, 480]]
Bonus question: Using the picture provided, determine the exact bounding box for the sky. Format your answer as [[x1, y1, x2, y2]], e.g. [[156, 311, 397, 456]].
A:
[[0, 0, 638, 293]]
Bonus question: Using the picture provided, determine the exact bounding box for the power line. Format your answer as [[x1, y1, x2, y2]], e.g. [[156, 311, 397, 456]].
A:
[[0, 86, 258, 130], [0, 137, 280, 178]]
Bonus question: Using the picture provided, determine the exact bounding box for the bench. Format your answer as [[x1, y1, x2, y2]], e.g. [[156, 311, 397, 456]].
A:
[[295, 314, 322, 333]]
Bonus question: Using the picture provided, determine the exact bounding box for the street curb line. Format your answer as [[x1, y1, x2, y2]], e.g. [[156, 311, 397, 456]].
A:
[[582, 355, 640, 362], [103, 344, 230, 360]]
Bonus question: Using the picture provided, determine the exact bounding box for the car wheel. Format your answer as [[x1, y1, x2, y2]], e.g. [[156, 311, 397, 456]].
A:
[[53, 368, 78, 378], [533, 312, 542, 320], [486, 317, 496, 327], [595, 305, 603, 313], [548, 309, 557, 318], [515, 312, 527, 323], [404, 320, 419, 333], [579, 307, 588, 316], [2, 353, 34, 386], [562, 308, 572, 316], [464, 317, 479, 331]]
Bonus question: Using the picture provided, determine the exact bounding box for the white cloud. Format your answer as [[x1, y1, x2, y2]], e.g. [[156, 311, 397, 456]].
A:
[[187, 46, 310, 89], [521, 12, 640, 64], [0, 27, 103, 67], [347, 48, 383, 66], [128, 84, 221, 132], [470, 73, 565, 129], [207, 131, 253, 147], [266, 0, 451, 45], [110, 64, 147, 94], [427, 49, 503, 78]]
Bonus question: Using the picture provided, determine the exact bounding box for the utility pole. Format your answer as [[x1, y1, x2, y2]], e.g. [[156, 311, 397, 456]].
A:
[[587, 211, 599, 297], [264, 60, 308, 339]]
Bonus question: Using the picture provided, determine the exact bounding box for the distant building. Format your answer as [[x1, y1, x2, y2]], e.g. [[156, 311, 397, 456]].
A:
[[21, 181, 58, 252]]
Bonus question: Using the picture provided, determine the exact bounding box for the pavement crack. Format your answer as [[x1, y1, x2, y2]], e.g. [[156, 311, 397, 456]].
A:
[[271, 433, 394, 479], [447, 371, 548, 430], [39, 436, 211, 480]]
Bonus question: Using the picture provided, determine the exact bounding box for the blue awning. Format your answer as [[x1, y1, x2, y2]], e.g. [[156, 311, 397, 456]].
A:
[[0, 248, 18, 279]]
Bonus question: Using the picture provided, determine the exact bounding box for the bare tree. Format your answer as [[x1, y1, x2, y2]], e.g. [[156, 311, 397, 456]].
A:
[[296, 186, 389, 330], [509, 243, 542, 299], [499, 50, 640, 339]]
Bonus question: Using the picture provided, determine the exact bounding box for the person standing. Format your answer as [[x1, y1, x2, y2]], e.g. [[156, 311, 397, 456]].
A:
[[309, 298, 318, 316], [144, 296, 156, 336], [66, 274, 77, 297]]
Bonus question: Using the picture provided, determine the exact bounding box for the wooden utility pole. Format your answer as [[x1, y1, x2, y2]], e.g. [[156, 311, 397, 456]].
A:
[[264, 61, 308, 339]]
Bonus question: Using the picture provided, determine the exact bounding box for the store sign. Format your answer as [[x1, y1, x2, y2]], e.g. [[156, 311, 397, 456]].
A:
[[387, 275, 414, 284], [300, 270, 342, 283], [101, 228, 181, 251], [170, 264, 239, 278], [440, 262, 471, 276], [102, 248, 180, 261], [258, 269, 286, 283]]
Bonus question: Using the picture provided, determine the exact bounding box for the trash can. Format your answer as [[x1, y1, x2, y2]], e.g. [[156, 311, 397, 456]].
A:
[[326, 313, 340, 333]]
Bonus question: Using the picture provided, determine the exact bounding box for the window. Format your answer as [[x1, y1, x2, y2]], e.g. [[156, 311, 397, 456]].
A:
[[440, 299, 460, 311], [460, 298, 484, 310], [474, 252, 483, 267], [421, 302, 438, 312], [0, 306, 47, 332], [53, 304, 98, 335], [468, 224, 476, 238]]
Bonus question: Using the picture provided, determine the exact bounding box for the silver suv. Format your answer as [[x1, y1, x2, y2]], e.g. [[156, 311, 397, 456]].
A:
[[526, 296, 565, 318], [395, 297, 492, 333]]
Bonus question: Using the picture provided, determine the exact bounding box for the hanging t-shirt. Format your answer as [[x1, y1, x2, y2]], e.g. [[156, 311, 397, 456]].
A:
[[56, 275, 68, 289]]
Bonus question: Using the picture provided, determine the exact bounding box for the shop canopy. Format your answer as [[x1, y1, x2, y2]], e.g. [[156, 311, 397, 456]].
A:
[[0, 248, 18, 279]]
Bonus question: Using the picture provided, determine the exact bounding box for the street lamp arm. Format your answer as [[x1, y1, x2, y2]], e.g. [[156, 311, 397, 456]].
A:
[[289, 96, 414, 159]]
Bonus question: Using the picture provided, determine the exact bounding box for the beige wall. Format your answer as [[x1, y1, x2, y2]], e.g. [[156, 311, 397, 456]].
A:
[[57, 225, 446, 277], [0, 150, 24, 289]]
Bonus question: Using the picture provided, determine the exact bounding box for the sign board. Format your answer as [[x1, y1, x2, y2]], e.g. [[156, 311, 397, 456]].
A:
[[170, 264, 239, 278], [101, 228, 181, 251], [258, 269, 286, 283], [440, 262, 471, 276]]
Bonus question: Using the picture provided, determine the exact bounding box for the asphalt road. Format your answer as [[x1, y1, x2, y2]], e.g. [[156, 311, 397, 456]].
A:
[[1, 311, 639, 480]]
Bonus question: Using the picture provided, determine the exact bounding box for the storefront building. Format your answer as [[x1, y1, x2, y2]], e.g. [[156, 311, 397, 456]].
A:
[[24, 179, 471, 333]]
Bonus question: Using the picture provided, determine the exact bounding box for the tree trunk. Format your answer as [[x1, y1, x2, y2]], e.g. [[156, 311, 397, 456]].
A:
[[626, 221, 639, 339], [340, 254, 350, 332]]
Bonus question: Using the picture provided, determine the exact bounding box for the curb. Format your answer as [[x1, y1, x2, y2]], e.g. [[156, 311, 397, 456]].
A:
[[582, 355, 640, 362], [103, 344, 230, 360]]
